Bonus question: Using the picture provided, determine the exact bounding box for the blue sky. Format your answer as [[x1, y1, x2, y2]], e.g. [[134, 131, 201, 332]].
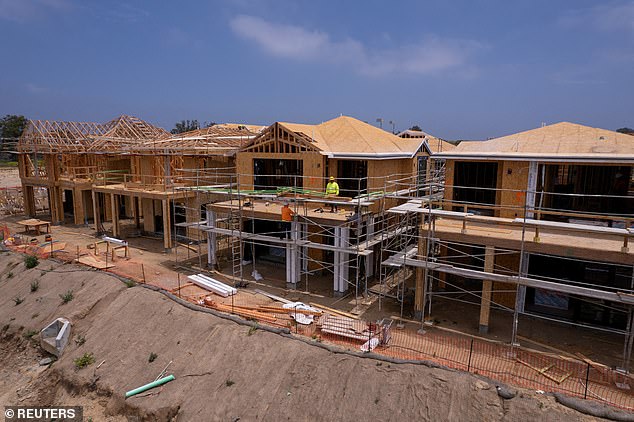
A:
[[0, 0, 633, 140]]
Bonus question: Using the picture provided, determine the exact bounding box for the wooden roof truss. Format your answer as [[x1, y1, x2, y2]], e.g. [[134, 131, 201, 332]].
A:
[[18, 115, 169, 154], [134, 125, 257, 155], [242, 123, 321, 154]]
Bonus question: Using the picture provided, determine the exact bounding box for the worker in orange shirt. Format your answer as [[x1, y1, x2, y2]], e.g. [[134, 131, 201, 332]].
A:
[[281, 202, 295, 238]]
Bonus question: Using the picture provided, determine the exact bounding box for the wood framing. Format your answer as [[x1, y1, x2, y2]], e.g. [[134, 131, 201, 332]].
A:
[[17, 115, 260, 250], [478, 246, 495, 333]]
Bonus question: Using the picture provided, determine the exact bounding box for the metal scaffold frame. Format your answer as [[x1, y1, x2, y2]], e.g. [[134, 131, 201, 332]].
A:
[[167, 167, 438, 309], [154, 157, 634, 368]]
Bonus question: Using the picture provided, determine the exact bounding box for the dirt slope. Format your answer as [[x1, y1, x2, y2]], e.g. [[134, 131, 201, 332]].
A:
[[0, 252, 602, 421]]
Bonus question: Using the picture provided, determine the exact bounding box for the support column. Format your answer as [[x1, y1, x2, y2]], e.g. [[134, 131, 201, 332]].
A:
[[110, 193, 120, 238], [142, 198, 155, 233], [511, 252, 530, 345], [124, 195, 133, 219], [365, 215, 375, 278], [104, 193, 112, 221], [133, 197, 140, 229], [92, 191, 101, 232], [334, 226, 350, 295], [50, 187, 64, 224], [479, 245, 495, 334], [56, 187, 64, 224], [333, 227, 340, 294], [623, 308, 634, 373], [301, 223, 308, 273], [286, 221, 300, 289], [46, 188, 51, 219], [22, 185, 36, 217], [83, 190, 92, 224], [162, 199, 172, 250], [206, 209, 216, 267], [526, 161, 538, 219], [414, 236, 428, 320], [72, 188, 85, 225]]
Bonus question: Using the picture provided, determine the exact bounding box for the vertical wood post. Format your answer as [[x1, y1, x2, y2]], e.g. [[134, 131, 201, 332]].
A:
[[91, 191, 100, 232], [479, 245, 495, 334], [414, 234, 427, 320], [162, 199, 172, 250], [110, 193, 119, 238]]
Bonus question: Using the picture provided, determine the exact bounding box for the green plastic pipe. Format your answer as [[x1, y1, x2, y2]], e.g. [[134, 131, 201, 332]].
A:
[[125, 375, 175, 398]]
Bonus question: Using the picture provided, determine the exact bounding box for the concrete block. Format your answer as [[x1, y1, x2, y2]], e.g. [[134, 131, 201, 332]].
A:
[[40, 317, 71, 357]]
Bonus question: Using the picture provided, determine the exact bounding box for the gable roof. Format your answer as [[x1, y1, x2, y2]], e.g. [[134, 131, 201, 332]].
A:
[[253, 115, 426, 159], [435, 122, 634, 163]]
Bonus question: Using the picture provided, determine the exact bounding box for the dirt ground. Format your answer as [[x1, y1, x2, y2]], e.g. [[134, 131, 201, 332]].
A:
[[0, 251, 605, 421]]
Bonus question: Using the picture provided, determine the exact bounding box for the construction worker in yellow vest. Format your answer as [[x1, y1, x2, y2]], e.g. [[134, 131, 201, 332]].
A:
[[326, 176, 339, 212]]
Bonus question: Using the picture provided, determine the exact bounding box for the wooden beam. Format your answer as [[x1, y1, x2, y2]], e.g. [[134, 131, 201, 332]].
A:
[[133, 196, 140, 228], [414, 233, 427, 317], [142, 198, 155, 233], [72, 188, 85, 225], [22, 184, 36, 217], [478, 245, 495, 334], [111, 193, 119, 238], [162, 198, 172, 249], [52, 187, 64, 224], [92, 190, 100, 231]]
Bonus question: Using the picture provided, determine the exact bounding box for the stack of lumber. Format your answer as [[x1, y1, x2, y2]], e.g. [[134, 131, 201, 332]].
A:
[[188, 274, 237, 297], [201, 299, 326, 325], [203, 298, 276, 323], [258, 305, 322, 316], [318, 314, 372, 341]]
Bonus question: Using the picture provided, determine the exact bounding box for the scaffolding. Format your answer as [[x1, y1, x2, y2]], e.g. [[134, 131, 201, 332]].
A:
[[387, 173, 634, 369], [165, 161, 634, 367], [165, 161, 448, 316]]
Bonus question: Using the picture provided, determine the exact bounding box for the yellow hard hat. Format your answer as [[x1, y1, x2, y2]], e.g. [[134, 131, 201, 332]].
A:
[[329, 176, 335, 180]]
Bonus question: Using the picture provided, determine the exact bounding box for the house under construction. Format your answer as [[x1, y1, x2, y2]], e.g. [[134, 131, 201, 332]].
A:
[[175, 116, 454, 300], [16, 114, 634, 366], [398, 122, 634, 368], [17, 116, 262, 249]]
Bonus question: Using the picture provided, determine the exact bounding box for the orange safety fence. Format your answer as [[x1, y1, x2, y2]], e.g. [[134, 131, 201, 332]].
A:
[[90, 261, 634, 411]]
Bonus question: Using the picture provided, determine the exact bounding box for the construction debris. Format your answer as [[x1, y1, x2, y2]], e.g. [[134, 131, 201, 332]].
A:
[[318, 314, 373, 341], [202, 298, 276, 323], [282, 302, 321, 325]]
